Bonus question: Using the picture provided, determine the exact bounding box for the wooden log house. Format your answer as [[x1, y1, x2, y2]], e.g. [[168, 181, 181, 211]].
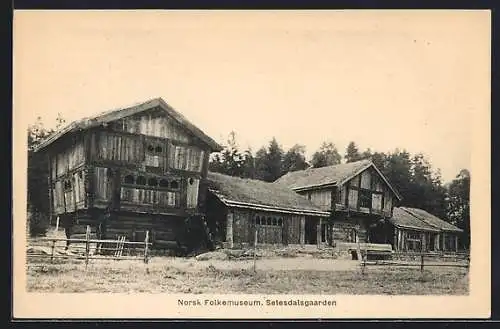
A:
[[389, 207, 463, 252], [274, 160, 403, 246], [205, 172, 331, 248], [33, 97, 223, 249]]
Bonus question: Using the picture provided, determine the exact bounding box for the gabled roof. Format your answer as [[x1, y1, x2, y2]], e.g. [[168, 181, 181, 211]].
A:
[[207, 172, 330, 217], [388, 207, 441, 232], [274, 160, 402, 200], [33, 97, 223, 152], [400, 207, 463, 233]]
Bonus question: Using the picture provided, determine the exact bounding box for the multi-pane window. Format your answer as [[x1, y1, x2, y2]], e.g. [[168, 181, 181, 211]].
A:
[[255, 215, 284, 227], [145, 141, 167, 168], [120, 173, 180, 207]]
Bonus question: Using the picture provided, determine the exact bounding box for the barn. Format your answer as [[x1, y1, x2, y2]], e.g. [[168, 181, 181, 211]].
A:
[[33, 97, 223, 250], [205, 172, 331, 248], [274, 159, 403, 247], [389, 207, 463, 252]]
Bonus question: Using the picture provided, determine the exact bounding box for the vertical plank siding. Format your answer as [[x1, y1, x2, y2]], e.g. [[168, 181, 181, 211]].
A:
[[186, 178, 200, 209], [308, 189, 331, 211]]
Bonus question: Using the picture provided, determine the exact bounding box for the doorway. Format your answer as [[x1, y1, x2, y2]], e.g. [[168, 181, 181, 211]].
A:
[[304, 217, 318, 244]]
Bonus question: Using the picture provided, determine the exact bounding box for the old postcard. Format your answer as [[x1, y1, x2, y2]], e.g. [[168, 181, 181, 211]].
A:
[[12, 9, 491, 319]]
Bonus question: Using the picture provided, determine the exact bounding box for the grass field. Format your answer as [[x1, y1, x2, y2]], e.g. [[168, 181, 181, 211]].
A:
[[26, 255, 469, 295]]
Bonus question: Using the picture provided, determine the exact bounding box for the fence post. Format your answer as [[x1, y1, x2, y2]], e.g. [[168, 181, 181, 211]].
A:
[[253, 228, 258, 273], [50, 239, 56, 263], [144, 231, 149, 264], [85, 225, 90, 270]]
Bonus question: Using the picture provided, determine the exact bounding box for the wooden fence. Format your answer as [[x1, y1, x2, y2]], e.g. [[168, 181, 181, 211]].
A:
[[357, 248, 470, 275], [27, 225, 152, 269]]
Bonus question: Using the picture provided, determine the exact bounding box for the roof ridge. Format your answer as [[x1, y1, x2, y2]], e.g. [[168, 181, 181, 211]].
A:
[[34, 97, 222, 152]]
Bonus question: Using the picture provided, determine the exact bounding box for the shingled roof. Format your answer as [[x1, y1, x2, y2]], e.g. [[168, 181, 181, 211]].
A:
[[33, 97, 223, 152], [274, 160, 402, 200], [207, 172, 330, 217], [400, 207, 463, 233], [388, 207, 441, 232]]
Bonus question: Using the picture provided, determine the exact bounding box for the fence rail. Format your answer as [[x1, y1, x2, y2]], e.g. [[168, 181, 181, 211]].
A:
[[357, 247, 470, 275], [27, 225, 152, 269]]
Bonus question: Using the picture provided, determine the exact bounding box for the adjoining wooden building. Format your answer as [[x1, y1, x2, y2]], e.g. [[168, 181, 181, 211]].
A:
[[274, 160, 403, 246], [205, 172, 331, 248], [33, 97, 223, 249], [389, 207, 463, 252]]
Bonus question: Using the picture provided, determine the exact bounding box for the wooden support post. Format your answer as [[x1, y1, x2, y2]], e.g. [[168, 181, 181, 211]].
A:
[[300, 217, 305, 246], [317, 218, 322, 249], [144, 230, 150, 264], [421, 233, 426, 252], [253, 228, 258, 272], [55, 216, 60, 232], [393, 228, 398, 251], [420, 253, 424, 273], [85, 225, 90, 270], [226, 212, 234, 249], [455, 235, 458, 252]]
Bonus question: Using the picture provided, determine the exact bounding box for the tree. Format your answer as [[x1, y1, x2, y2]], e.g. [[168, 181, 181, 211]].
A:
[[254, 147, 269, 181], [27, 116, 62, 236], [370, 151, 387, 172], [446, 169, 470, 249], [360, 148, 373, 161], [311, 142, 341, 168], [282, 144, 309, 173], [240, 148, 256, 179], [345, 141, 361, 163], [208, 131, 247, 178], [382, 149, 413, 205]]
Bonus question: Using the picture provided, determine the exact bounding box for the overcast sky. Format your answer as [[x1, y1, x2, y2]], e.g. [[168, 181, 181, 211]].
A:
[[14, 10, 490, 183]]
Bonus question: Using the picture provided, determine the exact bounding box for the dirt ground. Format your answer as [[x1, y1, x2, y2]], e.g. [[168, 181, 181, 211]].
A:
[[26, 255, 469, 295]]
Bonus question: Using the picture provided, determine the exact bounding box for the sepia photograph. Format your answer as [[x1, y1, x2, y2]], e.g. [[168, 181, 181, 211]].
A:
[[12, 10, 491, 319]]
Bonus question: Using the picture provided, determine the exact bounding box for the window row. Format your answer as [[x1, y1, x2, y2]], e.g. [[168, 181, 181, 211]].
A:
[[255, 215, 284, 227], [122, 174, 180, 190]]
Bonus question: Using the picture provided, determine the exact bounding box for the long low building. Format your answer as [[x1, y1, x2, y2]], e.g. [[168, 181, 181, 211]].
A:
[[205, 172, 331, 248], [389, 207, 463, 252]]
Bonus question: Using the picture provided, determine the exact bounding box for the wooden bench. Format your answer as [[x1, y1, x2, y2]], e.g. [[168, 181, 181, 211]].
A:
[[349, 243, 393, 260]]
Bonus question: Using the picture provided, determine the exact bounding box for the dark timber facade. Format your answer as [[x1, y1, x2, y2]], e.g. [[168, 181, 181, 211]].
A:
[[33, 97, 222, 250], [274, 160, 403, 247]]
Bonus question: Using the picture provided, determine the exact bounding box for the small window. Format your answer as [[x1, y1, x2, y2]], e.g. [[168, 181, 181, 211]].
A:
[[188, 177, 194, 185], [272, 217, 278, 226], [278, 218, 283, 226], [64, 180, 72, 190], [159, 179, 169, 188], [155, 146, 163, 153], [256, 216, 261, 225], [267, 217, 272, 226], [147, 145, 155, 152], [170, 180, 179, 189], [148, 177, 158, 186], [359, 190, 372, 208], [136, 176, 146, 185], [124, 175, 135, 184]]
